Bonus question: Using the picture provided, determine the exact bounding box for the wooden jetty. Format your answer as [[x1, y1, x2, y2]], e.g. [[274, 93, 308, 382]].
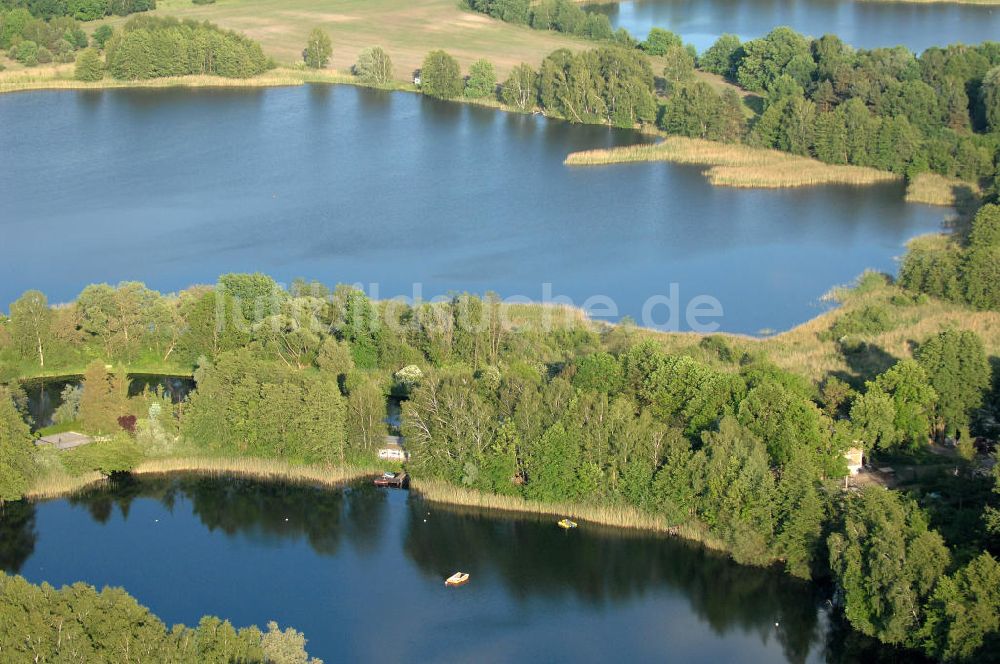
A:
[[373, 472, 409, 489]]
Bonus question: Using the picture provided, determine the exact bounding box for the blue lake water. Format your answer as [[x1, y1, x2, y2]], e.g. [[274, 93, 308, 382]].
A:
[[591, 0, 1000, 52], [0, 476, 910, 663], [0, 85, 943, 334]]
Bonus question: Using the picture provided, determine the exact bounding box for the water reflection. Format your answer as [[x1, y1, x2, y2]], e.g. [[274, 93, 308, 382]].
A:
[[2, 476, 927, 662], [0, 87, 944, 334], [591, 0, 1000, 52], [0, 501, 36, 574], [22, 374, 193, 430], [402, 500, 824, 662]]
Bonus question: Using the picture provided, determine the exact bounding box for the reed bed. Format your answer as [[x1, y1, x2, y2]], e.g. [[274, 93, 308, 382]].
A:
[[25, 471, 106, 500], [410, 478, 725, 550], [25, 457, 372, 501], [905, 173, 981, 207], [565, 137, 899, 189], [129, 457, 371, 487], [0, 66, 312, 95]]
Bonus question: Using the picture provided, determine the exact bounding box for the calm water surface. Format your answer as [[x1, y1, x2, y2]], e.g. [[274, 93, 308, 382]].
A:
[[0, 476, 907, 663], [591, 0, 1000, 52], [0, 86, 943, 334]]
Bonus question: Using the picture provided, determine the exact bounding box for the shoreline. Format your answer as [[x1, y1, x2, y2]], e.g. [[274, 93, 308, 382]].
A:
[[24, 459, 738, 558], [409, 478, 732, 551], [25, 457, 376, 501], [1, 67, 924, 195]]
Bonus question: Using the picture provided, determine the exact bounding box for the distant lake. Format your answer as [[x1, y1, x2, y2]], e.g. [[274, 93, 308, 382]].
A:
[[591, 0, 1000, 52], [0, 476, 913, 663], [0, 86, 943, 334]]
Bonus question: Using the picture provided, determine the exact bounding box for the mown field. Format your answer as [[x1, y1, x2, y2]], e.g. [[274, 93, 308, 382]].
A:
[[125, 0, 593, 79]]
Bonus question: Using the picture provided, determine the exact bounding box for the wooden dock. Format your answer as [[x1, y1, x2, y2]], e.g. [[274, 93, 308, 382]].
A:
[[373, 472, 408, 489]]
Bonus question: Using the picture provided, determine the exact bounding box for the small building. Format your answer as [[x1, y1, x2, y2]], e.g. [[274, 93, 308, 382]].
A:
[[845, 446, 864, 476], [378, 435, 409, 461], [36, 431, 93, 451]]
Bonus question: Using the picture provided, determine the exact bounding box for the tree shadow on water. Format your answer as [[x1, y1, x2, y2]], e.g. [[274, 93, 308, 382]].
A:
[[0, 501, 37, 575]]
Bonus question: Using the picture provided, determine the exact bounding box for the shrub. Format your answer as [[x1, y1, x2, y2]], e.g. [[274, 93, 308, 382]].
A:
[[74, 47, 105, 81], [67, 0, 111, 21], [92, 24, 114, 48], [303, 27, 331, 69], [354, 46, 393, 86], [827, 304, 893, 340], [464, 58, 496, 98], [13, 40, 39, 66], [420, 49, 462, 99]]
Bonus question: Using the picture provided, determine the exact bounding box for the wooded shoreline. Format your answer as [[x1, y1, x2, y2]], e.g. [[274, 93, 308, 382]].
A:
[[1, 67, 956, 196]]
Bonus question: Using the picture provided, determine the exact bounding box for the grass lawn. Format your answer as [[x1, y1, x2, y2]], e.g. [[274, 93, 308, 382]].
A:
[[131, 0, 595, 79]]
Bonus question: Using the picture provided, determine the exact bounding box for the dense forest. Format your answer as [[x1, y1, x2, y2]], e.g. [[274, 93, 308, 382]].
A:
[[0, 10, 271, 79], [0, 7, 88, 65], [1, 205, 999, 658], [102, 16, 271, 79], [902, 200, 1000, 308], [0, 572, 320, 662], [0, 0, 153, 22], [467, 0, 1000, 183], [0, 0, 152, 68]]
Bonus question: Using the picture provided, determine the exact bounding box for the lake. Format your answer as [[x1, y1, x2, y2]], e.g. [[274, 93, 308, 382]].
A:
[[0, 475, 913, 663], [590, 0, 1000, 52], [0, 85, 943, 334]]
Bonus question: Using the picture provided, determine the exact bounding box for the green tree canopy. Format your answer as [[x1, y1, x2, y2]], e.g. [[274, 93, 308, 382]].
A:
[[639, 27, 681, 56], [303, 27, 331, 69], [500, 62, 537, 111], [420, 50, 463, 99], [354, 45, 392, 86], [916, 329, 991, 436], [699, 33, 741, 78], [464, 58, 497, 98], [74, 46, 105, 81], [828, 487, 950, 646], [0, 388, 35, 503]]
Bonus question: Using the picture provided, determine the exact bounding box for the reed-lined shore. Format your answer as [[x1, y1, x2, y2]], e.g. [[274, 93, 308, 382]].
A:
[[565, 137, 901, 188], [4, 66, 971, 199], [0, 65, 360, 95], [24, 456, 734, 555], [905, 172, 982, 208], [410, 477, 729, 551], [25, 457, 374, 500]]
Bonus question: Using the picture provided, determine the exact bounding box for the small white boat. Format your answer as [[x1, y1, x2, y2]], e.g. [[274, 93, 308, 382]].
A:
[[445, 572, 470, 586]]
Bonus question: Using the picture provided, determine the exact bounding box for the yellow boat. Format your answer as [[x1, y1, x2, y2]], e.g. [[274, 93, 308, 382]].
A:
[[557, 518, 578, 529], [445, 572, 470, 586]]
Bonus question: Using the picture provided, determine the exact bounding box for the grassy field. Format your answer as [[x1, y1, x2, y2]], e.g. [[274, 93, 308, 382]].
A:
[[110, 0, 593, 80], [565, 137, 900, 188]]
